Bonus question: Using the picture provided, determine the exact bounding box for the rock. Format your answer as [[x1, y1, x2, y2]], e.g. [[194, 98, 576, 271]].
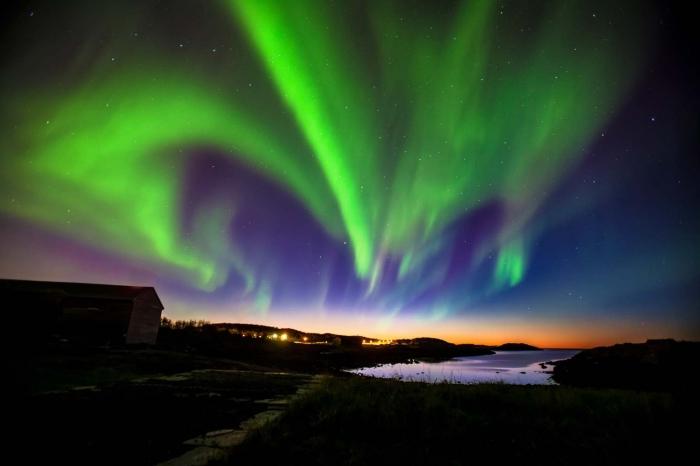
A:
[[552, 339, 700, 391]]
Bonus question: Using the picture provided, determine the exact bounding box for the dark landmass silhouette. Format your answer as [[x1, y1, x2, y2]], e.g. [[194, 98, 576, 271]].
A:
[[155, 320, 495, 372], [495, 342, 542, 351], [14, 319, 699, 466], [553, 338, 700, 391]]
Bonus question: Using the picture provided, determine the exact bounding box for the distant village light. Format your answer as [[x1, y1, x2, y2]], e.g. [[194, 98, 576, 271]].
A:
[[362, 339, 394, 346], [281, 333, 288, 341]]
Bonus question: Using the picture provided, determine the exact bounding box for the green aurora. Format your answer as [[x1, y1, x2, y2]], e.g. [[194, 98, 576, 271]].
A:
[[1, 0, 652, 313]]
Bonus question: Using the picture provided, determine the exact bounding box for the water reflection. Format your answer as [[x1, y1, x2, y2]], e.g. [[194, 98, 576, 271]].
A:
[[350, 350, 579, 385]]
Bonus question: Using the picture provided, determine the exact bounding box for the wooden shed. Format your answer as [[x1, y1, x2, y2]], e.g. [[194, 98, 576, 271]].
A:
[[1, 279, 164, 345]]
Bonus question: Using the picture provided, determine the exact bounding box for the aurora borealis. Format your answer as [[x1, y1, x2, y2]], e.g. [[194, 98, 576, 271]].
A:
[[1, 0, 698, 347]]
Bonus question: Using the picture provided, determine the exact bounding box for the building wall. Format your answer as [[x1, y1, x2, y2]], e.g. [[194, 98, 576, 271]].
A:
[[60, 297, 133, 345], [126, 293, 163, 344]]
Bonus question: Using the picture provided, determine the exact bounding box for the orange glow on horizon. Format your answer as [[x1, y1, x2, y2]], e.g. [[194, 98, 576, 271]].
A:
[[163, 305, 695, 350]]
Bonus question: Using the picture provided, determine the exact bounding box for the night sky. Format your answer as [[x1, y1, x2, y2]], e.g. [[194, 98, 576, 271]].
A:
[[1, 0, 698, 347]]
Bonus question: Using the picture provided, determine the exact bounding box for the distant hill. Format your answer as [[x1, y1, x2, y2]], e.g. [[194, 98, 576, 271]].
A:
[[205, 323, 495, 349], [494, 343, 541, 351], [157, 320, 495, 370], [205, 322, 365, 344], [163, 321, 556, 360], [553, 339, 700, 391]]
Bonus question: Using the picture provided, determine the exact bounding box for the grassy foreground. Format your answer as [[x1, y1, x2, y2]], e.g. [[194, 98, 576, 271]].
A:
[[17, 368, 313, 465], [229, 375, 695, 466]]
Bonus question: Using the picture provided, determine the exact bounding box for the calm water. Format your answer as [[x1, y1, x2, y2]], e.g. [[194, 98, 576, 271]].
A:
[[350, 350, 579, 385]]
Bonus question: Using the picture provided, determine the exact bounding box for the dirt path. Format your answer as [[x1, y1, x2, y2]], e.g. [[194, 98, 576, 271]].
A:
[[156, 373, 325, 466]]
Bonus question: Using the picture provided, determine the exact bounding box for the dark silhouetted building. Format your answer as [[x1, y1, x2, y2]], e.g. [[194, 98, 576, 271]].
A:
[[1, 279, 164, 345]]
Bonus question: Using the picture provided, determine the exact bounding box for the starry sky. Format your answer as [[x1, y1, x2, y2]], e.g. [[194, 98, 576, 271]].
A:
[[1, 0, 698, 347]]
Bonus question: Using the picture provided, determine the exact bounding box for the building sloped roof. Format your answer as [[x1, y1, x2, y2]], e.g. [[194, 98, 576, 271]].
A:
[[0, 278, 164, 309]]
